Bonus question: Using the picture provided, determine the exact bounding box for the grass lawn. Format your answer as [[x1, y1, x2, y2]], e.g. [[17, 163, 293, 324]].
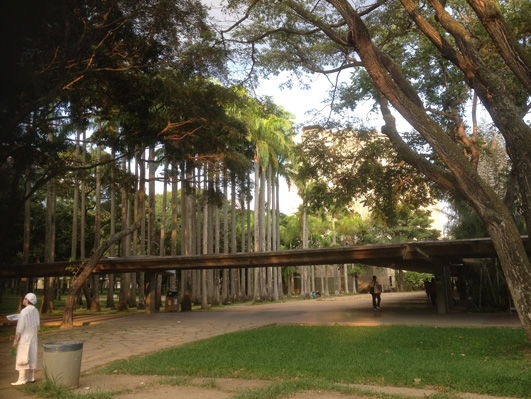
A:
[[99, 324, 531, 398]]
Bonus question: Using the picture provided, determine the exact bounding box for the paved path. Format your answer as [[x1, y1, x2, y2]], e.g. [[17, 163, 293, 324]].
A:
[[0, 292, 522, 399]]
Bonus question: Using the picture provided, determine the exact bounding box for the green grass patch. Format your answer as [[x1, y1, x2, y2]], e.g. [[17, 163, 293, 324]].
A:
[[100, 325, 531, 398]]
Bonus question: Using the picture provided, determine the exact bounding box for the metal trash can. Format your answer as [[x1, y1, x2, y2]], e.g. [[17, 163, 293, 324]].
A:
[[165, 291, 179, 312], [43, 341, 83, 388]]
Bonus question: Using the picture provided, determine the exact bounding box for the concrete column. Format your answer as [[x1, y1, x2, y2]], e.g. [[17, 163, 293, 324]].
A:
[[435, 265, 451, 314]]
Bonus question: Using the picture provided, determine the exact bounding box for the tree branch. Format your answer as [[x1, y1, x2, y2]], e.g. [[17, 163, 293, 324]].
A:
[[466, 0, 531, 94]]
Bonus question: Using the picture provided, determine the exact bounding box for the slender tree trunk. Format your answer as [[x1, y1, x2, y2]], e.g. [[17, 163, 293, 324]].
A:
[[19, 179, 32, 311], [253, 159, 261, 302], [118, 157, 129, 311], [247, 190, 253, 298], [343, 265, 349, 294], [180, 161, 190, 298], [271, 170, 279, 300], [240, 184, 247, 299], [170, 162, 178, 291], [193, 168, 201, 305], [207, 167, 215, 303], [41, 131, 57, 314], [126, 172, 137, 309], [160, 160, 168, 258], [222, 167, 230, 304], [332, 225, 339, 295], [324, 266, 330, 296], [147, 147, 158, 313], [266, 165, 273, 300], [275, 177, 283, 299], [259, 167, 267, 300], [90, 144, 102, 312], [201, 165, 209, 309], [107, 156, 116, 309], [320, 266, 325, 296], [71, 130, 80, 262], [230, 173, 238, 302], [212, 167, 221, 305], [302, 207, 310, 299]]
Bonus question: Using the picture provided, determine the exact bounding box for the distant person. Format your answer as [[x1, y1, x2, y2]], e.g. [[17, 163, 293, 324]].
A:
[[429, 278, 437, 307], [424, 279, 430, 298], [12, 293, 40, 385], [368, 276, 382, 310]]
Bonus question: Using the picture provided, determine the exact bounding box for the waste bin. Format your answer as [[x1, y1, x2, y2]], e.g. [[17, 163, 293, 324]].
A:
[[165, 291, 179, 312], [43, 341, 83, 388]]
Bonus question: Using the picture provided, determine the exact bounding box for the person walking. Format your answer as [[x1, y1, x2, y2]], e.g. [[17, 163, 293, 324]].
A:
[[429, 278, 437, 308], [12, 293, 40, 385], [369, 276, 382, 310]]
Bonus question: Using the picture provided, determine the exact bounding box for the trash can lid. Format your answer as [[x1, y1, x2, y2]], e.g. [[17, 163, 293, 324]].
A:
[[43, 341, 83, 352]]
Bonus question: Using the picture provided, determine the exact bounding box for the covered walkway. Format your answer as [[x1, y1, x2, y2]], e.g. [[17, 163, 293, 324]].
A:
[[2, 237, 529, 278], [1, 236, 529, 315]]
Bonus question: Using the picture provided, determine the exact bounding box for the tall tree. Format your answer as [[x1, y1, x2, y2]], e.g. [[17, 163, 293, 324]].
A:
[[90, 144, 102, 312], [226, 0, 531, 340], [41, 131, 57, 314]]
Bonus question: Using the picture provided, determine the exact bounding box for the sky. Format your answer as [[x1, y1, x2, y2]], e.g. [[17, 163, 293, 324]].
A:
[[254, 73, 339, 214], [200, 0, 386, 215]]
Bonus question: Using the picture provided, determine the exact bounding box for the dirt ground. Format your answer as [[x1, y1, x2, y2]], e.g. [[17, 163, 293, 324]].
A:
[[0, 292, 523, 399], [69, 374, 449, 399]]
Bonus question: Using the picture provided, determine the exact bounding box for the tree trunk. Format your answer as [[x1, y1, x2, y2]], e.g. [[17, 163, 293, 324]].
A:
[[240, 182, 247, 300], [343, 265, 349, 294], [259, 167, 267, 300], [230, 173, 238, 302], [41, 131, 57, 314], [253, 159, 261, 302], [247, 190, 253, 298], [276, 177, 282, 299], [147, 146, 158, 313], [61, 219, 142, 328], [302, 207, 310, 299], [266, 165, 273, 300], [334, 0, 531, 339], [90, 144, 102, 313], [202, 165, 209, 309], [160, 160, 168, 257], [19, 179, 32, 311], [106, 153, 116, 309], [222, 167, 230, 304], [170, 161, 178, 291], [118, 157, 129, 312], [212, 167, 221, 305]]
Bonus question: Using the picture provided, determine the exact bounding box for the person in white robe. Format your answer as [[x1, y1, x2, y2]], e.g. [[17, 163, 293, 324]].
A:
[[12, 292, 40, 385]]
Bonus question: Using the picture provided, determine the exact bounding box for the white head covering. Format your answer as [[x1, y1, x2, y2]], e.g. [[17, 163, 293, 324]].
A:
[[25, 293, 37, 305]]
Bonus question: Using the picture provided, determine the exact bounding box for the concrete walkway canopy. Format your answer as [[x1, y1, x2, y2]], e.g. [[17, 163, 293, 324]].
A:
[[1, 236, 529, 278]]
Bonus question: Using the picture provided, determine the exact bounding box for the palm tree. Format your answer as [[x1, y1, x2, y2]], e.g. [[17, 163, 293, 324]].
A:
[[90, 143, 102, 312]]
